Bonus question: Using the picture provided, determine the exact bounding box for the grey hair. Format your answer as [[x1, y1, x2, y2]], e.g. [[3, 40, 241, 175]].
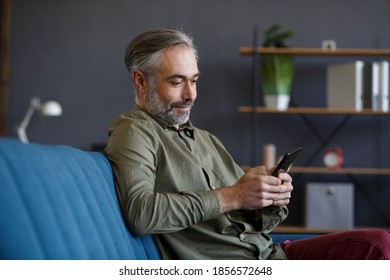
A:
[[125, 29, 198, 89]]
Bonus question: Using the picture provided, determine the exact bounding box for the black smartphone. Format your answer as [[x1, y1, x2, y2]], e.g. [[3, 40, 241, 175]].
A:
[[271, 147, 302, 176]]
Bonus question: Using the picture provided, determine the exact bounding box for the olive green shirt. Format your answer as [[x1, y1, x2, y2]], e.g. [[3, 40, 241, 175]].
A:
[[105, 105, 288, 259]]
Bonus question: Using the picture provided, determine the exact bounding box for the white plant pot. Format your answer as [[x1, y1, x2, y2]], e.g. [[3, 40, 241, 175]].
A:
[[264, 95, 290, 111]]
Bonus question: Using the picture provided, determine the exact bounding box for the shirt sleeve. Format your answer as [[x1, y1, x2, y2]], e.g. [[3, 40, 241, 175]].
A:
[[105, 115, 221, 236], [254, 206, 289, 233]]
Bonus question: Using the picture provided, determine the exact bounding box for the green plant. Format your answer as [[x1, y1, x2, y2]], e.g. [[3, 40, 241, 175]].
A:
[[260, 24, 295, 97], [262, 24, 294, 47]]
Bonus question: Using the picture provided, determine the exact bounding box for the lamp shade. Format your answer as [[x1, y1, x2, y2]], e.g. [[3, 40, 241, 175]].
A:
[[41, 101, 63, 116]]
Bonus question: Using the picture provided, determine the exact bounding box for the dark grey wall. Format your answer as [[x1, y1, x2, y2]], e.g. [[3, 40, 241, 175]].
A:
[[7, 0, 390, 227]]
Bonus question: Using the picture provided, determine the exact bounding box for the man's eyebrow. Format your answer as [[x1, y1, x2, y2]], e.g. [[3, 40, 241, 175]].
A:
[[166, 72, 201, 80]]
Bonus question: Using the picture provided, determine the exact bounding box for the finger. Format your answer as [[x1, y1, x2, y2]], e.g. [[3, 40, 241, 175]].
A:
[[277, 172, 292, 183], [262, 182, 293, 194], [278, 172, 289, 181], [272, 199, 291, 206]]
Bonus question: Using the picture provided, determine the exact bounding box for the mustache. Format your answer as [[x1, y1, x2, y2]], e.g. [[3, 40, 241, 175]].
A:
[[170, 100, 194, 109]]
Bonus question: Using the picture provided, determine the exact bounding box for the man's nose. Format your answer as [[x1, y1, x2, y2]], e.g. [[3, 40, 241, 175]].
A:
[[182, 82, 197, 101]]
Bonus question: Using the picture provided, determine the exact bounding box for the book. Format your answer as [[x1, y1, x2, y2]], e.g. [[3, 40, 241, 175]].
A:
[[327, 61, 364, 111], [363, 61, 379, 110], [378, 61, 389, 112]]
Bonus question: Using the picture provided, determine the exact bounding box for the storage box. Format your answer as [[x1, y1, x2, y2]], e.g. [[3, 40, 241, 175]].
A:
[[305, 182, 354, 229]]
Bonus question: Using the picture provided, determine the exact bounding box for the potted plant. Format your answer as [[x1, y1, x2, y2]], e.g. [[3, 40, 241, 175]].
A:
[[260, 24, 295, 110]]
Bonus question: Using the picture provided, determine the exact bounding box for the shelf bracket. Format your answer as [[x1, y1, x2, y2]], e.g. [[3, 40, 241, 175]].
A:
[[251, 23, 261, 166]]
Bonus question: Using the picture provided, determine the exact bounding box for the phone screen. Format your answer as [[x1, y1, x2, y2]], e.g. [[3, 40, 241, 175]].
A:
[[271, 147, 302, 176]]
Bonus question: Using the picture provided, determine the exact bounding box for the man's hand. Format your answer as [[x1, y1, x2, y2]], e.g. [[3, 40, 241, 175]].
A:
[[214, 166, 293, 214]]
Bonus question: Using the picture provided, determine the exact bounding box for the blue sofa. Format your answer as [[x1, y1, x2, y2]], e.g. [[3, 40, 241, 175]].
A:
[[0, 138, 310, 260]]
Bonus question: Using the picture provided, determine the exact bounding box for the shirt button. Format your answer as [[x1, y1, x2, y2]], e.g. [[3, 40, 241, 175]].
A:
[[239, 233, 245, 241], [211, 185, 215, 189]]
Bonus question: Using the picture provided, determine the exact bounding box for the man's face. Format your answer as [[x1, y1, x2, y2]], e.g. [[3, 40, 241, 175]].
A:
[[144, 45, 200, 126]]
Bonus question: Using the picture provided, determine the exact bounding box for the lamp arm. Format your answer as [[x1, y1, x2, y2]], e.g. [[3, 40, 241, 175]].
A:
[[19, 105, 36, 130], [16, 105, 37, 144], [16, 126, 29, 144]]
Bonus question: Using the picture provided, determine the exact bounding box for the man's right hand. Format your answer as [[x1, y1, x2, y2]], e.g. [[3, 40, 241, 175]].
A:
[[214, 166, 293, 214]]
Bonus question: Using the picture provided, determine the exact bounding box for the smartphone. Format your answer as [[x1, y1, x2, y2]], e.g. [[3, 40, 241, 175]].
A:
[[271, 147, 302, 176]]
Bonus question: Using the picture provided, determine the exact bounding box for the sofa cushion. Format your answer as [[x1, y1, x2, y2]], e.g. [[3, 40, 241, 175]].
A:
[[0, 139, 160, 260]]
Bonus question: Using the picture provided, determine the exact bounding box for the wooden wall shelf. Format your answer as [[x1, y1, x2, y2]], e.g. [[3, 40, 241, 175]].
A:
[[290, 166, 390, 175], [239, 47, 390, 57], [238, 106, 390, 115]]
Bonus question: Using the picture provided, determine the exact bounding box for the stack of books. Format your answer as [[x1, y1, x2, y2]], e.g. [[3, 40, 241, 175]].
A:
[[327, 60, 389, 111]]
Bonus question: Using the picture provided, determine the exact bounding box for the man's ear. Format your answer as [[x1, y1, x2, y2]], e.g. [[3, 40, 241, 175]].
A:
[[132, 70, 147, 96]]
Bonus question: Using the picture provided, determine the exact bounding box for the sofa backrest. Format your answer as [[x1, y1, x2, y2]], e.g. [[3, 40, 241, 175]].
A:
[[0, 138, 160, 260]]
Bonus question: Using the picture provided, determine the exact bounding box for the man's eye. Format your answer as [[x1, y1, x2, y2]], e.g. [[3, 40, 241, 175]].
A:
[[170, 80, 182, 86]]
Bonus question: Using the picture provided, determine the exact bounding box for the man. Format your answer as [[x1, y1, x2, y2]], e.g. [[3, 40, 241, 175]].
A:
[[105, 29, 390, 260]]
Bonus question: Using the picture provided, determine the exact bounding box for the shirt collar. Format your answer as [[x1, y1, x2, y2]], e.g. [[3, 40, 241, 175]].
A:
[[166, 122, 195, 141]]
